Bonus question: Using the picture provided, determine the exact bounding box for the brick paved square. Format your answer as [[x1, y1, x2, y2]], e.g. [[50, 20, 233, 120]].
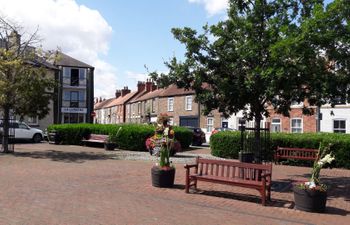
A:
[[0, 143, 349, 225]]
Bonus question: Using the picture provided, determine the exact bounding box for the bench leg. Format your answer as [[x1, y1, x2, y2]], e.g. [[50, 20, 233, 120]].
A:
[[267, 186, 271, 201], [260, 189, 266, 206], [185, 174, 190, 193]]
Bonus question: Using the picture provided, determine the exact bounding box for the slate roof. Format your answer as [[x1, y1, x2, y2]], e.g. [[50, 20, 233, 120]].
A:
[[160, 84, 195, 97], [104, 91, 138, 108], [55, 52, 94, 68], [94, 98, 115, 110]]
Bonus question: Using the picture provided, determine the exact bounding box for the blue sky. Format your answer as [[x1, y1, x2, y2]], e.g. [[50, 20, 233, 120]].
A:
[[0, 0, 333, 98], [75, 0, 225, 97]]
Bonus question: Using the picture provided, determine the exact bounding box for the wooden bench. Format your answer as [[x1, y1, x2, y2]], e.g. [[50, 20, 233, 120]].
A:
[[81, 134, 108, 145], [274, 146, 318, 164], [184, 157, 272, 206]]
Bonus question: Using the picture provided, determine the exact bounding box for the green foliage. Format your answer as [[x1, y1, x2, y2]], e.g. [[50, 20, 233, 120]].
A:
[[210, 131, 241, 159], [47, 123, 193, 152], [0, 17, 57, 152], [173, 126, 192, 149], [210, 131, 350, 169]]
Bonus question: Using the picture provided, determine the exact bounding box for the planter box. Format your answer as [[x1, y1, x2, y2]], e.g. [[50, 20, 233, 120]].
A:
[[151, 166, 175, 188], [293, 185, 327, 213]]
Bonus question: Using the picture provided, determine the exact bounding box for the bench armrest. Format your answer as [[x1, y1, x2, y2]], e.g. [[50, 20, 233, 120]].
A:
[[184, 164, 198, 169], [261, 172, 272, 178]]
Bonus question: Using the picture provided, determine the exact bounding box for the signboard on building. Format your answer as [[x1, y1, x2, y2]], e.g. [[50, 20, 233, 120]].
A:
[[61, 107, 87, 113]]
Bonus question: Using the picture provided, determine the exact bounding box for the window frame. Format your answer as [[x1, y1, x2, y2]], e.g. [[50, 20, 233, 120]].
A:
[[167, 97, 174, 112], [333, 119, 346, 133], [290, 118, 303, 133], [185, 95, 192, 111], [207, 117, 214, 132], [271, 118, 281, 133]]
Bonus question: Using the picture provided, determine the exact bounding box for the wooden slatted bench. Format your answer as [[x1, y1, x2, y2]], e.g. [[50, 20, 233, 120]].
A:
[[274, 146, 318, 164], [81, 134, 108, 145], [184, 157, 272, 206]]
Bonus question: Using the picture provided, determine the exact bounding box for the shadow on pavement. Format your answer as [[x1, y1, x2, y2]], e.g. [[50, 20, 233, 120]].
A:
[[191, 189, 293, 208], [11, 150, 119, 163]]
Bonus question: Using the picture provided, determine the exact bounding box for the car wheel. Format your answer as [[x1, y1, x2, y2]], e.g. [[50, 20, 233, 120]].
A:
[[32, 134, 42, 143]]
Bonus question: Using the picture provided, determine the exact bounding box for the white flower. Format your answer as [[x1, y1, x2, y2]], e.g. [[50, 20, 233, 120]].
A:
[[319, 153, 335, 165], [305, 181, 316, 189], [163, 127, 169, 136]]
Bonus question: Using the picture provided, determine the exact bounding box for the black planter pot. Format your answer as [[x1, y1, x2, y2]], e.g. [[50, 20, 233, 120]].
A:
[[293, 186, 327, 213], [239, 152, 254, 163], [48, 131, 61, 145], [104, 143, 116, 150], [151, 166, 175, 188]]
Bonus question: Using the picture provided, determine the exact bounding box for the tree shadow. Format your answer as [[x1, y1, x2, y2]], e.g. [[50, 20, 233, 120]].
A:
[[10, 150, 120, 163]]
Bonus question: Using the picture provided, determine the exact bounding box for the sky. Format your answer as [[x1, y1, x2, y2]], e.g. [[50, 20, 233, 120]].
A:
[[0, 0, 227, 98], [0, 0, 333, 98]]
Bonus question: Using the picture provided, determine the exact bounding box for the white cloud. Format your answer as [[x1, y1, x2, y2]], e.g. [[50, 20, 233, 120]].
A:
[[125, 71, 149, 82], [189, 0, 228, 16], [0, 0, 116, 98]]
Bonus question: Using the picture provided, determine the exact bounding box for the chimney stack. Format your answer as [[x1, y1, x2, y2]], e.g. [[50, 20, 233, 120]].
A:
[[121, 86, 131, 97], [115, 90, 121, 98], [145, 79, 153, 92], [137, 81, 146, 92]]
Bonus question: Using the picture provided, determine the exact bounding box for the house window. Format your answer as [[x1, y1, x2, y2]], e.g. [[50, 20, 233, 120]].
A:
[[271, 118, 281, 133], [291, 118, 302, 133], [70, 91, 79, 107], [71, 68, 79, 86], [207, 117, 214, 132], [168, 117, 174, 126], [333, 119, 346, 133], [167, 97, 174, 112], [79, 68, 86, 79], [185, 96, 192, 111], [27, 116, 38, 125]]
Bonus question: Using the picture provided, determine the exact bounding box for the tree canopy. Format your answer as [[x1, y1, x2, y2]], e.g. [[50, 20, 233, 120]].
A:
[[150, 0, 349, 125], [0, 17, 57, 152]]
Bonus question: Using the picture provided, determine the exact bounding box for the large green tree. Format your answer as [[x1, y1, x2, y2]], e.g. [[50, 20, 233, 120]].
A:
[[0, 17, 57, 153], [150, 0, 349, 160]]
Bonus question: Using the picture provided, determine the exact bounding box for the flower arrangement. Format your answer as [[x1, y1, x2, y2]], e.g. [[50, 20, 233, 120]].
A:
[[146, 113, 179, 168], [296, 143, 335, 192]]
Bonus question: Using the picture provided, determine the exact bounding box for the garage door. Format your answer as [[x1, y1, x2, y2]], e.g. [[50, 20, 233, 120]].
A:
[[179, 116, 199, 127]]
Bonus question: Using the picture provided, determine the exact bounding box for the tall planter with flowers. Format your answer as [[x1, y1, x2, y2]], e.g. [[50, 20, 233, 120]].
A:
[[293, 143, 335, 213], [148, 114, 176, 188]]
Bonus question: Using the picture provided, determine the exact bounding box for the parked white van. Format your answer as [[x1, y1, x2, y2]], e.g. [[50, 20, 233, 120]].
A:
[[0, 121, 43, 143]]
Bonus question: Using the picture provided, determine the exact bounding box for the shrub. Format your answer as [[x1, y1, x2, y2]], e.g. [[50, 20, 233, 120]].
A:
[[173, 126, 192, 149], [47, 123, 193, 152], [210, 131, 350, 169]]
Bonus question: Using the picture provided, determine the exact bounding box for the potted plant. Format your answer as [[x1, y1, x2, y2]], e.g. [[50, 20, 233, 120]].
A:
[[293, 143, 335, 213], [147, 113, 176, 188], [104, 127, 122, 151]]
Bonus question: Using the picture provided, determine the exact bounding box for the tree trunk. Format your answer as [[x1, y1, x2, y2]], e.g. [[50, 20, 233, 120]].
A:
[[254, 115, 262, 164], [1, 106, 11, 153]]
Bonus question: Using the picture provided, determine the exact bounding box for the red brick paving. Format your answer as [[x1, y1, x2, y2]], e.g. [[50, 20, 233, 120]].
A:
[[0, 143, 349, 225]]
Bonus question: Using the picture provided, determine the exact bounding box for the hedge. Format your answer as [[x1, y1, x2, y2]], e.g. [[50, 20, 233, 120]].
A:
[[47, 123, 192, 151], [210, 131, 350, 169]]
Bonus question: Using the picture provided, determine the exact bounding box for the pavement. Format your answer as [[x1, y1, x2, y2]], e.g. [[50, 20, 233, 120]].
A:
[[0, 143, 349, 225]]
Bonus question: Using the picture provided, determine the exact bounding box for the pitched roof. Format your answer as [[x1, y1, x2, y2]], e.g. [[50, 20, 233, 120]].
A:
[[94, 98, 114, 110], [129, 90, 152, 103], [55, 52, 94, 68], [134, 88, 165, 102], [160, 84, 195, 97], [104, 91, 138, 108]]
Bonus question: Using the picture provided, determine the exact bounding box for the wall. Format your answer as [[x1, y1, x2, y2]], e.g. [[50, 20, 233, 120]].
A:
[[320, 105, 350, 133]]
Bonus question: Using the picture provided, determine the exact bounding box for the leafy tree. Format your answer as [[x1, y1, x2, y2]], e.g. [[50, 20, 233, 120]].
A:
[[150, 0, 349, 161], [0, 17, 57, 153]]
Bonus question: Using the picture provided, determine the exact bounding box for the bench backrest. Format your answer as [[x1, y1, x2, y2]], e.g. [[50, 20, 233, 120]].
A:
[[276, 146, 318, 160], [88, 134, 108, 141], [196, 157, 272, 182]]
